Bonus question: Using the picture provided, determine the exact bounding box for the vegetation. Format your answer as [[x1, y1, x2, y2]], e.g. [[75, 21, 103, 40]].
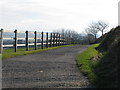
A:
[[2, 45, 75, 60], [76, 26, 120, 88], [85, 20, 108, 40], [97, 26, 120, 52], [76, 44, 100, 84], [0, 54, 1, 60], [94, 26, 120, 88]]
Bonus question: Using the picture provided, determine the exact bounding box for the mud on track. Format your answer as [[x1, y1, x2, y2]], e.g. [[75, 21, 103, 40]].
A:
[[2, 45, 92, 88]]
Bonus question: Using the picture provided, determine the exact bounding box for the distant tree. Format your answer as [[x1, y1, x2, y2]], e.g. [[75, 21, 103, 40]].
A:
[[85, 21, 109, 40], [87, 34, 95, 44], [85, 22, 99, 40], [52, 29, 83, 44], [95, 21, 109, 36]]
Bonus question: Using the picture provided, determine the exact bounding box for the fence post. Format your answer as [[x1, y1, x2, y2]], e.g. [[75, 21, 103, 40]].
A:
[[64, 37, 66, 45], [14, 30, 17, 52], [56, 33, 58, 46], [34, 31, 37, 50], [59, 34, 61, 46], [53, 33, 55, 47], [41, 32, 44, 49], [67, 37, 69, 45], [65, 37, 67, 45], [50, 33, 52, 47], [46, 32, 48, 48], [61, 36, 62, 45], [62, 36, 64, 46], [57, 34, 58, 46], [58, 34, 60, 46], [25, 31, 29, 51], [0, 29, 3, 54], [68, 37, 69, 45]]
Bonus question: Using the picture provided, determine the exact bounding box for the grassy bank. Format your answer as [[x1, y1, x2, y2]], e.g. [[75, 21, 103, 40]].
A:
[[76, 44, 100, 84], [0, 54, 2, 60], [76, 42, 119, 88], [2, 45, 75, 60]]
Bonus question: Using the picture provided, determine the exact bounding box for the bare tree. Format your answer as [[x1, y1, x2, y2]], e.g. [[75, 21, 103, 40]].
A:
[[85, 20, 108, 40], [85, 22, 99, 40], [95, 21, 109, 36]]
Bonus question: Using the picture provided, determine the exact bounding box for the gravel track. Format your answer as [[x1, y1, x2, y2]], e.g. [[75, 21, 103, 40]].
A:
[[2, 45, 92, 88]]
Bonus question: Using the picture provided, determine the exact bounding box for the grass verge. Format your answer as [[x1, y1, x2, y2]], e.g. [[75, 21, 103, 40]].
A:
[[2, 45, 75, 60], [76, 44, 100, 84], [76, 43, 118, 88]]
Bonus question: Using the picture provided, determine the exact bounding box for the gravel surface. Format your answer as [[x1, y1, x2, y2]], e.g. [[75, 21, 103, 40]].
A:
[[2, 45, 92, 88]]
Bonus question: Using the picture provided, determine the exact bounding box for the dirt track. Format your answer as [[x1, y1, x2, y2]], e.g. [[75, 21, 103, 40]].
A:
[[2, 45, 92, 88]]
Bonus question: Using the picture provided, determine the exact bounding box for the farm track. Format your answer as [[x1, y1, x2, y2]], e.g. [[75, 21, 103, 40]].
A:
[[2, 45, 92, 88]]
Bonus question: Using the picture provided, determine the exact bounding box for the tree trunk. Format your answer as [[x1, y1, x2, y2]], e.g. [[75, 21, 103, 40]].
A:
[[95, 34, 97, 40], [102, 31, 103, 36]]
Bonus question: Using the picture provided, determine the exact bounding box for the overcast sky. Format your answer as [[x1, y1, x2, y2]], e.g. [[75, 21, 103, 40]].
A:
[[0, 0, 119, 33]]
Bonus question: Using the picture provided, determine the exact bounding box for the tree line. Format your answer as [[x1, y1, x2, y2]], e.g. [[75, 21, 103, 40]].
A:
[[53, 20, 109, 45]]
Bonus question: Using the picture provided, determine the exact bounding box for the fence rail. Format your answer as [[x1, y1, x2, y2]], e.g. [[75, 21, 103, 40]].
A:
[[0, 29, 71, 53]]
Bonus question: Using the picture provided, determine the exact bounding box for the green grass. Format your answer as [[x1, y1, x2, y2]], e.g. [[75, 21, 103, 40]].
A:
[[2, 45, 75, 60], [76, 43, 118, 88], [76, 44, 100, 84], [0, 54, 2, 60], [76, 26, 120, 88], [93, 43, 119, 88]]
